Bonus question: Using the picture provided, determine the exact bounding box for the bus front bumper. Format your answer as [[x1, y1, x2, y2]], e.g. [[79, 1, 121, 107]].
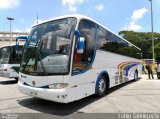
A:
[[0, 70, 10, 78], [17, 81, 70, 103]]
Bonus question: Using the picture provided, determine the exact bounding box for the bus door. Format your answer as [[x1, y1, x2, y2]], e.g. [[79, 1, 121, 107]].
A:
[[9, 46, 23, 76], [71, 19, 96, 100]]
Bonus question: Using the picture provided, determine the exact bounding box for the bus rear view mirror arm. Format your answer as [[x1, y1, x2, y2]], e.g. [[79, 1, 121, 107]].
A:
[[74, 30, 85, 54]]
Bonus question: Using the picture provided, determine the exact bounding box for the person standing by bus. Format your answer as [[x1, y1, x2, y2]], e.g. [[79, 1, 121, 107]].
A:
[[142, 63, 147, 74], [155, 63, 160, 79], [146, 62, 154, 79]]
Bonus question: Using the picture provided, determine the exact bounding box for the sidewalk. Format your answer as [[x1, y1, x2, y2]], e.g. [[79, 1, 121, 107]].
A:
[[141, 74, 160, 80]]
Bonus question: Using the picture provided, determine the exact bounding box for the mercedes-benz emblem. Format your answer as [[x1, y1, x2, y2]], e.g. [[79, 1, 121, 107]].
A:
[[32, 81, 35, 86]]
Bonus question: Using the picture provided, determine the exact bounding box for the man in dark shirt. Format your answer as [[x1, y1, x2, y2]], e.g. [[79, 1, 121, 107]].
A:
[[155, 63, 160, 79], [146, 62, 154, 79]]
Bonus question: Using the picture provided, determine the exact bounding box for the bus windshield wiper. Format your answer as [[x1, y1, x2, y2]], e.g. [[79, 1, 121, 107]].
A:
[[22, 39, 48, 75], [35, 40, 48, 76], [22, 41, 39, 72]]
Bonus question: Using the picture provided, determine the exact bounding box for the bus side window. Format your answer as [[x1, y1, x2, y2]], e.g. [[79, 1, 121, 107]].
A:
[[9, 50, 16, 64], [72, 38, 86, 71], [72, 19, 95, 73]]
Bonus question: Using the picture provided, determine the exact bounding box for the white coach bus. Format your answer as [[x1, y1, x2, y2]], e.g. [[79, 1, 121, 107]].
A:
[[18, 14, 142, 103], [0, 36, 27, 80]]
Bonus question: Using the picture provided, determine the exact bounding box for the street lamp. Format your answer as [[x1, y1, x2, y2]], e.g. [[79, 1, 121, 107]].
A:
[[149, 0, 154, 64], [6, 17, 14, 44]]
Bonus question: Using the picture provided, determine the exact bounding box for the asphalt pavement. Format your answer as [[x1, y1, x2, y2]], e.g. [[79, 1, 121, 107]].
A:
[[0, 75, 160, 118]]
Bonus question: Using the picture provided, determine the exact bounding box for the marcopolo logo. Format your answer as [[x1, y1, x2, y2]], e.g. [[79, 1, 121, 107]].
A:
[[32, 81, 36, 86]]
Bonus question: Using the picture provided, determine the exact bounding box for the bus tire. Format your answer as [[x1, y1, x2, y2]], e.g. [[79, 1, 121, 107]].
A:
[[95, 75, 107, 97], [15, 78, 18, 82], [134, 70, 138, 81]]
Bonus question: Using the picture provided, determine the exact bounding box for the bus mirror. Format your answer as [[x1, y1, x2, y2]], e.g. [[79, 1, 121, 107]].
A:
[[16, 36, 28, 49], [74, 30, 85, 53], [74, 30, 80, 38], [16, 36, 28, 42], [77, 37, 85, 54]]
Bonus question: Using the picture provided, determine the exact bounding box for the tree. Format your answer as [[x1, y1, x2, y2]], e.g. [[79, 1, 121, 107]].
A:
[[118, 30, 160, 61]]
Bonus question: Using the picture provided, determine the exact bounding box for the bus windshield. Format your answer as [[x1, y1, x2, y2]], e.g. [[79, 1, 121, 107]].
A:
[[0, 46, 23, 64], [0, 46, 10, 64], [20, 17, 77, 75]]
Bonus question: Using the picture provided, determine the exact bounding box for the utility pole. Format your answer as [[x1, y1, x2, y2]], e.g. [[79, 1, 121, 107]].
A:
[[149, 0, 154, 64], [37, 13, 38, 24], [6, 17, 14, 44]]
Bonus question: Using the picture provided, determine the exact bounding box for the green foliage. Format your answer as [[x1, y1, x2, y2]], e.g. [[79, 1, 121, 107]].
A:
[[118, 30, 160, 62], [154, 43, 160, 62]]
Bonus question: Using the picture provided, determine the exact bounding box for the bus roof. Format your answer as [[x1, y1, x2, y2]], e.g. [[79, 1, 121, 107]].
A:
[[33, 14, 141, 51]]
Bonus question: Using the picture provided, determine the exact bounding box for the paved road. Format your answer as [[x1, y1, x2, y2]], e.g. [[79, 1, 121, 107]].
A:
[[0, 75, 160, 115]]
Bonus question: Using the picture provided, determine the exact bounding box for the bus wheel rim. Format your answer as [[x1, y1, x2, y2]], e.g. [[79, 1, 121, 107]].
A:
[[99, 78, 105, 93], [135, 71, 138, 80]]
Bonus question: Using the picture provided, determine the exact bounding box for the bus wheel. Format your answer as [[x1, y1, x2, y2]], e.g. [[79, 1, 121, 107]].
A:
[[96, 75, 107, 97], [134, 70, 138, 81]]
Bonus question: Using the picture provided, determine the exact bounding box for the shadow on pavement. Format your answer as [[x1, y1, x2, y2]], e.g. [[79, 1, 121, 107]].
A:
[[109, 79, 136, 94], [0, 80, 17, 85], [18, 79, 137, 115], [18, 95, 99, 115]]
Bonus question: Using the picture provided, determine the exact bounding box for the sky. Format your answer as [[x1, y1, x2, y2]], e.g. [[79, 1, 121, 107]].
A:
[[0, 0, 160, 34]]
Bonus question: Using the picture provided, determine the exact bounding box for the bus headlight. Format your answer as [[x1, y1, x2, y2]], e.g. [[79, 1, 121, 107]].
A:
[[48, 83, 68, 89]]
